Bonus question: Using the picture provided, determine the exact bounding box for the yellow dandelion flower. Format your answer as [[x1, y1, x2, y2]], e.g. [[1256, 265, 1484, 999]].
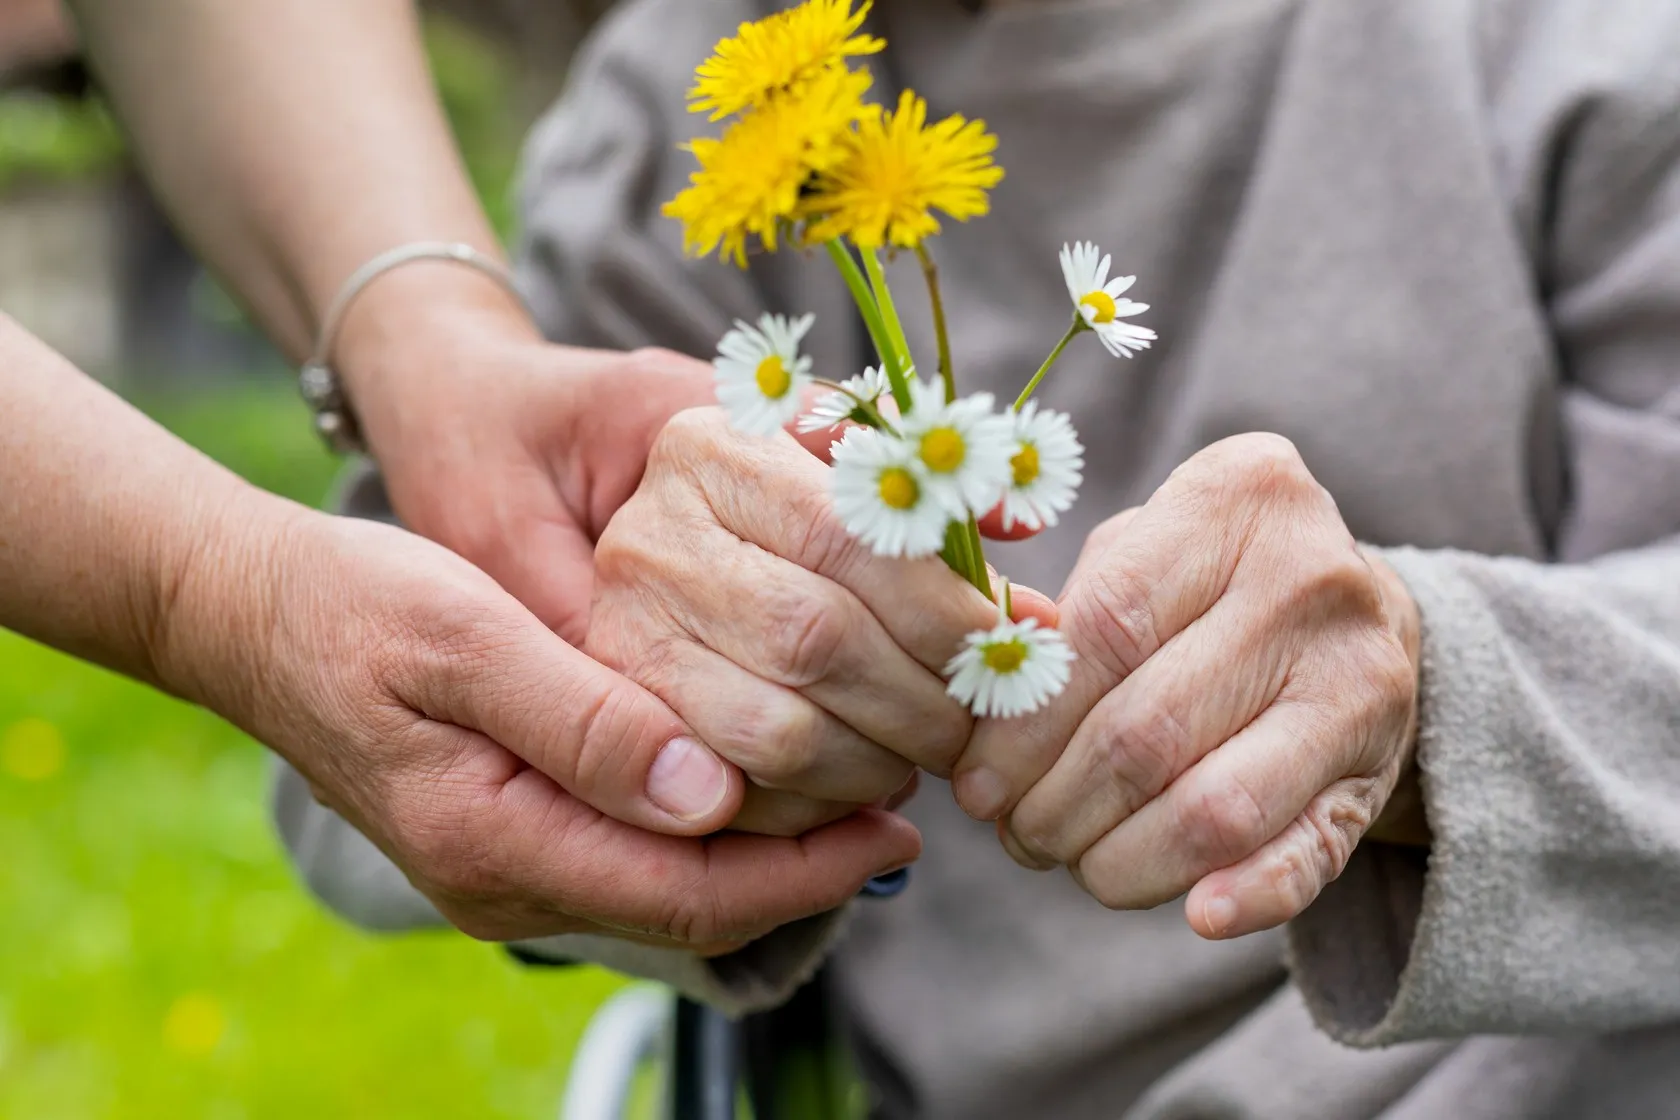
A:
[[804, 89, 1004, 250], [665, 64, 871, 266], [688, 0, 884, 120]]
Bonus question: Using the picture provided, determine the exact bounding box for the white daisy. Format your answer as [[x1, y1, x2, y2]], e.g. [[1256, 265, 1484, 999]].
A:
[[1000, 402, 1084, 532], [1058, 241, 1157, 359], [944, 588, 1077, 719], [899, 379, 1017, 518], [797, 365, 891, 434], [829, 426, 952, 558], [714, 312, 816, 436]]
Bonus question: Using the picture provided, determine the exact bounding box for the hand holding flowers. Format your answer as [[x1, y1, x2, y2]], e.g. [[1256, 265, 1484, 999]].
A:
[[664, 0, 1156, 718], [951, 435, 1423, 938], [585, 409, 1056, 834], [634, 3, 1422, 941]]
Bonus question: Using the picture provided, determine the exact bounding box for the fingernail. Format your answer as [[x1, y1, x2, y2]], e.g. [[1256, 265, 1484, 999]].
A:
[[954, 767, 1008, 821], [1201, 894, 1238, 938], [647, 737, 730, 822]]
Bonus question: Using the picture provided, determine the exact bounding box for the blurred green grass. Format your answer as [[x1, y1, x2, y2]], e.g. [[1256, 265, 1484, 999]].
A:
[[0, 380, 627, 1119]]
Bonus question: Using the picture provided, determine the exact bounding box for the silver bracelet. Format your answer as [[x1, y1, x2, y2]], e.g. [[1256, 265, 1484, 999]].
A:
[[299, 241, 534, 455]]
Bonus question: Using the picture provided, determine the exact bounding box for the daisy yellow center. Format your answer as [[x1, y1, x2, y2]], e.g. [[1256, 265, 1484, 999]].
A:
[[755, 355, 793, 399], [981, 638, 1029, 674], [919, 427, 967, 473], [878, 466, 920, 510], [1010, 442, 1040, 488], [1080, 290, 1117, 324]]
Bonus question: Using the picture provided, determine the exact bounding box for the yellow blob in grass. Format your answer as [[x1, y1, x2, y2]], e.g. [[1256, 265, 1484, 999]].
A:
[[1079, 290, 1118, 324], [1010, 443, 1040, 487], [755, 355, 793, 398], [1, 717, 65, 782], [919, 427, 966, 473], [981, 639, 1029, 674], [878, 467, 920, 510], [162, 992, 227, 1058]]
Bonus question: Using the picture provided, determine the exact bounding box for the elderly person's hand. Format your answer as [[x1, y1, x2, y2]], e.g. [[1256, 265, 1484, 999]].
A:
[[586, 408, 1053, 836], [951, 434, 1422, 940]]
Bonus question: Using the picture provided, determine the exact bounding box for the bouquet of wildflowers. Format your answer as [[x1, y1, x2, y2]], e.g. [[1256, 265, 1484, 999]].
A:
[[664, 0, 1156, 720]]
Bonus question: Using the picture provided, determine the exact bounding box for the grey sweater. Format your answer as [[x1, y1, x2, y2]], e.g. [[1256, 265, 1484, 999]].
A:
[[274, 0, 1680, 1116]]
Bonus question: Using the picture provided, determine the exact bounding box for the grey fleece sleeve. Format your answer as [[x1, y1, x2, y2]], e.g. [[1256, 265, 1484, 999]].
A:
[[1290, 20, 1680, 1044], [271, 0, 854, 1016], [1290, 539, 1680, 1044]]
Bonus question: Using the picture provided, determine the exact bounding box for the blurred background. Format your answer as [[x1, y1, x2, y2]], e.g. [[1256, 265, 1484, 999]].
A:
[[0, 2, 646, 1116]]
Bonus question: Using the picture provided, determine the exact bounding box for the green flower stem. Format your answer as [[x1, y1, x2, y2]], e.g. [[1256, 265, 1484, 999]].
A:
[[827, 243, 993, 600], [825, 239, 912, 412], [941, 521, 977, 590], [964, 514, 993, 600], [1014, 317, 1084, 412], [914, 244, 957, 405], [862, 247, 913, 375]]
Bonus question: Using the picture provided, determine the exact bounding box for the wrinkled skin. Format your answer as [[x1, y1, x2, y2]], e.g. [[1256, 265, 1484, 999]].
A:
[[952, 433, 1423, 939], [587, 408, 1057, 836]]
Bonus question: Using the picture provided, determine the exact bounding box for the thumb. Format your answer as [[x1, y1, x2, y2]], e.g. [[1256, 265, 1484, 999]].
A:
[[416, 608, 745, 836]]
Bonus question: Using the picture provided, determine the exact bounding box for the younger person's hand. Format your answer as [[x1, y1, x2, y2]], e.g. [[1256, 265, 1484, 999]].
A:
[[160, 505, 919, 948], [952, 434, 1422, 939], [333, 265, 715, 645]]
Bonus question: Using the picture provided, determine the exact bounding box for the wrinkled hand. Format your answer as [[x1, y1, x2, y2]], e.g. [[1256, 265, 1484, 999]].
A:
[[157, 504, 919, 950], [952, 434, 1422, 939], [587, 408, 1051, 836]]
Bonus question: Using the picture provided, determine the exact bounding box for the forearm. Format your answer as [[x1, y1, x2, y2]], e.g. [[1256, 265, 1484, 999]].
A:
[[0, 315, 290, 696], [63, 0, 513, 373]]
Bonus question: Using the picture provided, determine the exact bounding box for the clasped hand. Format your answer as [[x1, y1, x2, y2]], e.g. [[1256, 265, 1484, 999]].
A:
[[597, 424, 1422, 940]]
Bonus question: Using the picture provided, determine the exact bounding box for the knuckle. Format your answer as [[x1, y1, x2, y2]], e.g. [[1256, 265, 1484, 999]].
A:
[[626, 344, 691, 374], [786, 489, 863, 576], [1290, 550, 1387, 624], [654, 879, 731, 946], [1229, 789, 1376, 928], [1101, 701, 1194, 813], [1349, 633, 1419, 736], [724, 700, 824, 786], [647, 405, 718, 469], [568, 679, 664, 794], [1068, 563, 1159, 674], [1299, 781, 1377, 880], [763, 588, 851, 687], [1079, 865, 1138, 912], [1227, 433, 1310, 495], [593, 505, 663, 587], [1007, 812, 1066, 868], [398, 798, 499, 901], [1178, 774, 1272, 870], [916, 707, 975, 777], [1255, 828, 1324, 921]]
